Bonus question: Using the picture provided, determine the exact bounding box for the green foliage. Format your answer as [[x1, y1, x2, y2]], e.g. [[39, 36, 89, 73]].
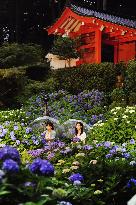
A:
[[52, 62, 116, 94], [110, 88, 127, 108], [0, 43, 44, 68], [89, 106, 136, 143], [0, 68, 26, 108], [125, 60, 136, 93], [129, 92, 136, 105]]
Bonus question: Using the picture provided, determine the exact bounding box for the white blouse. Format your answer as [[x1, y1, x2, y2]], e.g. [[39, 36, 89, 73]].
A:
[[44, 130, 56, 140], [75, 132, 86, 142]]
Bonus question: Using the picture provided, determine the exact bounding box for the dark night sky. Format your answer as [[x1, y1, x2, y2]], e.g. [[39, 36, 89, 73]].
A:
[[71, 0, 136, 19]]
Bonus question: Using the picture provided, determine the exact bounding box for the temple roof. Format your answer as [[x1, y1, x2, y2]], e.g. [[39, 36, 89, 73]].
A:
[[70, 4, 136, 29], [47, 3, 136, 43]]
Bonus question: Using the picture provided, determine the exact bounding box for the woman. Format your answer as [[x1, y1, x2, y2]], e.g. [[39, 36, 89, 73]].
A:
[[44, 121, 56, 144], [74, 122, 86, 144]]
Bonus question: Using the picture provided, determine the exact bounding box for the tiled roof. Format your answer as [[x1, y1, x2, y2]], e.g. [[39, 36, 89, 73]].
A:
[[70, 4, 136, 28]]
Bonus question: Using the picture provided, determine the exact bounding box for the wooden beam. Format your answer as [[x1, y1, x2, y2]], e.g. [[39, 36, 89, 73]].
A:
[[119, 37, 136, 43], [76, 27, 96, 35], [77, 44, 95, 51], [103, 39, 119, 46]]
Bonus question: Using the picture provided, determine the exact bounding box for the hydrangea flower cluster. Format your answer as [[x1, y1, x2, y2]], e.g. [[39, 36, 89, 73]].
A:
[[0, 146, 20, 163], [68, 173, 84, 183], [127, 178, 136, 188], [72, 137, 81, 143], [29, 158, 54, 176], [0, 146, 20, 173], [2, 159, 19, 173]]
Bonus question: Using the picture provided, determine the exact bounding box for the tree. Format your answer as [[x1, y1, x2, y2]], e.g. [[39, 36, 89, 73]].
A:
[[0, 43, 44, 68], [51, 36, 79, 67]]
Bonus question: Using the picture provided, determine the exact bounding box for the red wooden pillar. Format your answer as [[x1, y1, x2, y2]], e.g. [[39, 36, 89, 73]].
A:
[[95, 30, 101, 63], [114, 45, 118, 64]]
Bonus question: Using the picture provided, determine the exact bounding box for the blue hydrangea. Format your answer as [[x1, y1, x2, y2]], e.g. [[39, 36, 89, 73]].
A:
[[2, 159, 19, 173], [29, 158, 54, 176], [68, 173, 84, 183], [0, 146, 20, 163], [127, 178, 136, 188]]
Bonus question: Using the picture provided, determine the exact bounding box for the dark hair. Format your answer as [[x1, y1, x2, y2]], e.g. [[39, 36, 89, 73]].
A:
[[46, 121, 54, 130], [75, 122, 83, 135]]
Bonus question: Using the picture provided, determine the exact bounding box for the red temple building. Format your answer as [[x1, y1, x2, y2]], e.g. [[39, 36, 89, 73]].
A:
[[47, 4, 136, 65]]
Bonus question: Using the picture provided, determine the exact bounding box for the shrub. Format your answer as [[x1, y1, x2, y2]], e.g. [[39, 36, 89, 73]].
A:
[[25, 62, 50, 80], [125, 60, 136, 100], [52, 62, 116, 94], [129, 92, 136, 105]]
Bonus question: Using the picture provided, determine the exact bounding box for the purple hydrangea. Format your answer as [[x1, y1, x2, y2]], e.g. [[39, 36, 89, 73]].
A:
[[0, 146, 20, 163], [29, 158, 54, 176], [130, 139, 135, 144], [72, 137, 80, 143], [47, 153, 55, 160], [83, 145, 93, 150], [28, 149, 44, 158], [105, 153, 112, 158], [26, 127, 32, 134], [68, 173, 84, 183], [104, 141, 111, 148], [41, 138, 46, 145], [14, 125, 18, 130], [2, 159, 19, 173], [122, 153, 130, 159]]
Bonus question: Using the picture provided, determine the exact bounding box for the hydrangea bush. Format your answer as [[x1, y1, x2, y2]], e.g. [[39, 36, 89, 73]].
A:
[[88, 106, 136, 143]]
